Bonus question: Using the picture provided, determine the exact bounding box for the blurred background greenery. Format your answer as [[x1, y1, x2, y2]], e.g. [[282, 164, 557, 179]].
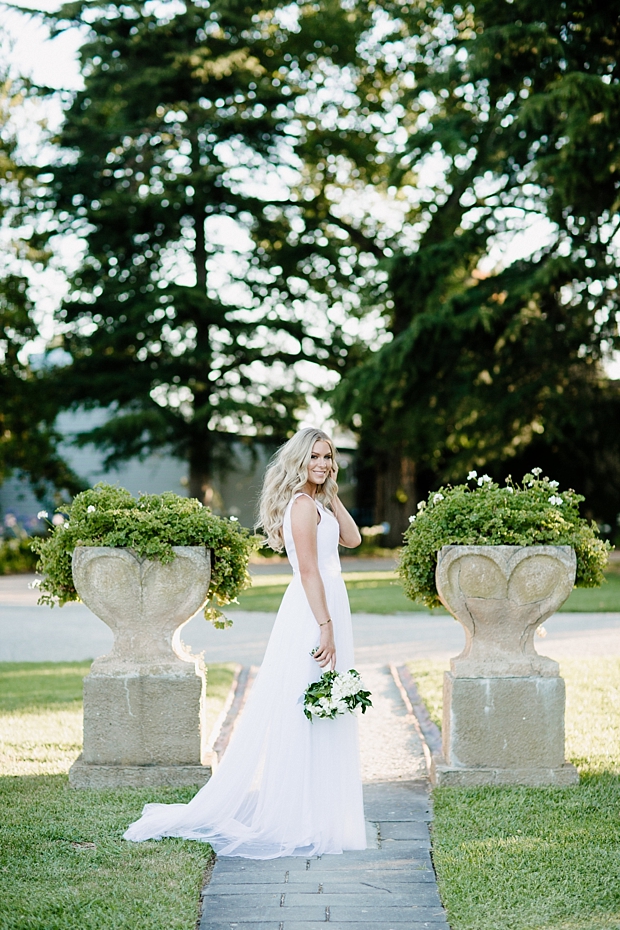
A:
[[1, 0, 618, 558]]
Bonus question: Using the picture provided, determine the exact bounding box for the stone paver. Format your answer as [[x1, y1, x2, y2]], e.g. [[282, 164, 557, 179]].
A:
[[199, 666, 450, 930]]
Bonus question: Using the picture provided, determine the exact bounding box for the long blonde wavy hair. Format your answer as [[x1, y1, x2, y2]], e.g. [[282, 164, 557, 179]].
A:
[[258, 428, 338, 551]]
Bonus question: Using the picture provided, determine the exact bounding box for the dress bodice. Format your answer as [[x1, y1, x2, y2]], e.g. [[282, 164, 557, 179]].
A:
[[283, 493, 341, 577]]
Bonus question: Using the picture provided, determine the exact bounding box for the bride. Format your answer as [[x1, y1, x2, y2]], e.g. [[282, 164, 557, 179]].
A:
[[123, 427, 367, 858]]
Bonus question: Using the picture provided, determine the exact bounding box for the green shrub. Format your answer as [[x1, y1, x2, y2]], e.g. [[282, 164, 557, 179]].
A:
[[31, 483, 258, 626], [398, 470, 611, 609], [0, 537, 40, 575]]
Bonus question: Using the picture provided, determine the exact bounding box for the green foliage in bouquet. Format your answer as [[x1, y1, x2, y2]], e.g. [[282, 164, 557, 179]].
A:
[[399, 470, 611, 609], [31, 484, 259, 626], [303, 670, 372, 721]]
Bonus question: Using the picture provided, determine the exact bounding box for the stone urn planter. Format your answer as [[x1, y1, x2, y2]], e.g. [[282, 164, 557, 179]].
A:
[[431, 545, 579, 787], [69, 546, 213, 788]]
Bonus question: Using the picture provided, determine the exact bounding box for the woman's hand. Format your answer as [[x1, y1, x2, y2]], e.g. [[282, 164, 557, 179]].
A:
[[331, 495, 362, 548], [313, 623, 336, 670]]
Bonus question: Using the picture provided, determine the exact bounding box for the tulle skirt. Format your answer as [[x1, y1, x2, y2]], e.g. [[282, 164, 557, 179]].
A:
[[123, 571, 366, 858]]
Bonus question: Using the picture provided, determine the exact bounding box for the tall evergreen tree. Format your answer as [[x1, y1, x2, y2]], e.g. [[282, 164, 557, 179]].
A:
[[48, 0, 380, 503], [334, 0, 620, 544]]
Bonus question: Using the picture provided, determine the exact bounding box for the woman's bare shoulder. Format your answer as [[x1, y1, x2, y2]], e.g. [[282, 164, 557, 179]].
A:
[[291, 493, 316, 511], [291, 494, 319, 524]]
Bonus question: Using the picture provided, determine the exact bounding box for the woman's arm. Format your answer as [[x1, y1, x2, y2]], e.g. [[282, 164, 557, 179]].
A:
[[290, 495, 336, 670], [331, 495, 362, 548]]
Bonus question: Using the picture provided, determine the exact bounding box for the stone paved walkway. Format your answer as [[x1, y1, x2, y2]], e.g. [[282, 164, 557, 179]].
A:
[[199, 666, 450, 930]]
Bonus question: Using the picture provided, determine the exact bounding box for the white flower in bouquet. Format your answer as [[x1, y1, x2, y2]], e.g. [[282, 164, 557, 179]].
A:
[[340, 671, 366, 698], [303, 669, 372, 722]]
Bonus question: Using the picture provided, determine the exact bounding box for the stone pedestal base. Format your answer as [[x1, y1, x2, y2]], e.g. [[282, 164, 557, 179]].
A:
[[431, 757, 578, 786], [432, 672, 579, 787], [82, 671, 207, 766], [69, 754, 211, 788]]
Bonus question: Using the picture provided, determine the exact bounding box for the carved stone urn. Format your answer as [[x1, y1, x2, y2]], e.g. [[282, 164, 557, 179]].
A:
[[431, 545, 579, 787], [69, 546, 213, 788]]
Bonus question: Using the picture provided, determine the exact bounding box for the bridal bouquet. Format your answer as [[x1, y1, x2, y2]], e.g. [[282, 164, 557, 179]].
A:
[[303, 669, 372, 721]]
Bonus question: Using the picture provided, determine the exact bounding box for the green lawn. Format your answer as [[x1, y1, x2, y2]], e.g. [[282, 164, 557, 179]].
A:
[[408, 657, 620, 930], [0, 662, 235, 929], [557, 572, 620, 611], [234, 569, 620, 613], [235, 571, 424, 613]]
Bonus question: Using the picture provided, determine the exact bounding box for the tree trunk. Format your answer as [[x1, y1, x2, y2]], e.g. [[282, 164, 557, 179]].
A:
[[188, 439, 216, 507], [187, 127, 212, 505], [375, 454, 417, 548]]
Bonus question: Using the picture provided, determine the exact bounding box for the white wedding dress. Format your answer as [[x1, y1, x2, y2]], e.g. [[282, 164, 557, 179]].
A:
[[123, 492, 366, 858]]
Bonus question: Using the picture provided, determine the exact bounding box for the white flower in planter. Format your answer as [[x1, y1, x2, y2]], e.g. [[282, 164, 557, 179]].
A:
[[87, 505, 96, 514], [433, 493, 444, 504], [467, 470, 478, 480], [400, 469, 610, 612], [37, 511, 48, 520]]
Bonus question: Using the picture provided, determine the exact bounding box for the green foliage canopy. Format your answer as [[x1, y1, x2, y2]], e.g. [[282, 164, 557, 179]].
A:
[[335, 0, 620, 520], [0, 68, 81, 498], [47, 0, 382, 497]]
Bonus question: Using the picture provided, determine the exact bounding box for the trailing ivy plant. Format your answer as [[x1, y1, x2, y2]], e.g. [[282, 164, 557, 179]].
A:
[[31, 484, 258, 626], [398, 470, 611, 609]]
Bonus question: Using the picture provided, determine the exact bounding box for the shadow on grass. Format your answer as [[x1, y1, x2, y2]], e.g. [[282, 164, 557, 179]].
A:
[[0, 773, 212, 930]]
